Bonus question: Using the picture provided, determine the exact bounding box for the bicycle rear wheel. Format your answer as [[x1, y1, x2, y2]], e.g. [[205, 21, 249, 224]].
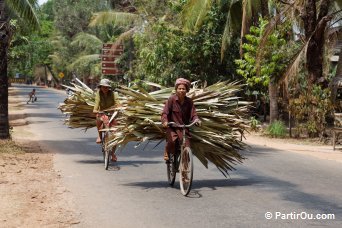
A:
[[179, 147, 193, 196], [167, 152, 177, 186]]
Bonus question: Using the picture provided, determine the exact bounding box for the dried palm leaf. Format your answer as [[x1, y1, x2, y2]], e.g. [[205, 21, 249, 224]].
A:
[[58, 80, 251, 176]]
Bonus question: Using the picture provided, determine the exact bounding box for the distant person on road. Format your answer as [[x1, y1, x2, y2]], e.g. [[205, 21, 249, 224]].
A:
[[93, 79, 119, 161], [26, 89, 36, 104]]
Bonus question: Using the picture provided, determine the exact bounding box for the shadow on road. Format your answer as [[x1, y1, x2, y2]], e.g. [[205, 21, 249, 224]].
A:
[[76, 159, 161, 167]]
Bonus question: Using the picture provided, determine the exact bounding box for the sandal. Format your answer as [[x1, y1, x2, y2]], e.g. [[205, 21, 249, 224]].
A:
[[96, 137, 102, 144], [111, 154, 117, 162], [163, 151, 169, 161]]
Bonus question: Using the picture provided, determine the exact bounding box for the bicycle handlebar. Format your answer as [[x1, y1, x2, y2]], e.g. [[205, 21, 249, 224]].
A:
[[97, 111, 113, 115], [167, 120, 199, 128]]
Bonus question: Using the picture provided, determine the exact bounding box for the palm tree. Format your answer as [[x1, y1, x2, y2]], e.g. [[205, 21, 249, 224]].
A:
[[253, 0, 341, 129], [258, 1, 342, 84], [67, 32, 103, 82], [182, 0, 282, 121], [0, 0, 39, 139], [183, 0, 341, 124], [181, 0, 270, 59]]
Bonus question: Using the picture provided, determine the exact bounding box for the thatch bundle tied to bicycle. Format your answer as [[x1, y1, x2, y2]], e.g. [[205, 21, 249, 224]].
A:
[[58, 79, 251, 178]]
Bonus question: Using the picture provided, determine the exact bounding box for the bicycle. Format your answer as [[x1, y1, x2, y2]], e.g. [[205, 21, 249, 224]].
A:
[[98, 111, 118, 170], [27, 92, 37, 104], [166, 120, 198, 196]]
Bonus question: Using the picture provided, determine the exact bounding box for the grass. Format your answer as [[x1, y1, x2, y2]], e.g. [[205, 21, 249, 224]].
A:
[[266, 120, 287, 138], [0, 139, 26, 154]]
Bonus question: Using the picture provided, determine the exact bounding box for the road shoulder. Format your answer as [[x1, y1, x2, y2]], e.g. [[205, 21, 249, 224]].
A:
[[245, 133, 342, 163], [0, 86, 79, 227]]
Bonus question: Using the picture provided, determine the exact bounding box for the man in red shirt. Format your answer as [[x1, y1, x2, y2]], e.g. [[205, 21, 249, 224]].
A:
[[161, 78, 201, 161]]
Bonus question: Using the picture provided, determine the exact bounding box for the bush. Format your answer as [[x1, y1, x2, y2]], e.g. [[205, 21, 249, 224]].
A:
[[266, 120, 287, 138], [250, 116, 261, 131]]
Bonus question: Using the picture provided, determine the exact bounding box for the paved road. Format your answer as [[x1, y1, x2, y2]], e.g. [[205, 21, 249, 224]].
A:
[[12, 85, 342, 227]]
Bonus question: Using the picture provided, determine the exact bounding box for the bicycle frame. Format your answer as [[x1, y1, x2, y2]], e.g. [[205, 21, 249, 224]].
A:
[[167, 120, 198, 196], [98, 111, 118, 128], [168, 120, 198, 150], [98, 111, 118, 169]]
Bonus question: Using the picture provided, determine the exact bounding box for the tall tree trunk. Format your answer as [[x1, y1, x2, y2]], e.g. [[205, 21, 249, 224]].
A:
[[260, 0, 269, 18], [302, 0, 317, 40], [259, 0, 280, 123], [305, 0, 331, 85], [269, 80, 278, 123], [0, 0, 10, 139]]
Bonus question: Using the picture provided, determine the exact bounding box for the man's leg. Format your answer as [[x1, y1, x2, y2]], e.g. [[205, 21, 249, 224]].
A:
[[165, 139, 176, 161], [111, 146, 117, 162], [96, 119, 102, 143], [164, 146, 169, 161], [164, 129, 178, 161]]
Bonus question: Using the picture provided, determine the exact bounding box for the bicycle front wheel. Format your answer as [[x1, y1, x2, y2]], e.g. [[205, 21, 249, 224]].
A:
[[103, 132, 110, 170], [179, 147, 193, 196]]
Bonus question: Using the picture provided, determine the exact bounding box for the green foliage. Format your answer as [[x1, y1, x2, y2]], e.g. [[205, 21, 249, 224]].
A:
[[135, 0, 171, 18], [39, 0, 54, 21], [235, 17, 292, 93], [132, 4, 239, 86], [287, 57, 334, 138], [5, 0, 40, 30], [169, 0, 188, 13], [266, 120, 287, 138], [133, 22, 186, 85], [250, 116, 260, 131], [289, 85, 333, 138], [8, 12, 54, 78], [50, 0, 116, 80], [53, 0, 108, 38]]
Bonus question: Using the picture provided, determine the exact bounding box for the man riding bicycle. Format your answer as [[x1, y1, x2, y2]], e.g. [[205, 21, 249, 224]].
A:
[[93, 79, 119, 162], [161, 78, 201, 161]]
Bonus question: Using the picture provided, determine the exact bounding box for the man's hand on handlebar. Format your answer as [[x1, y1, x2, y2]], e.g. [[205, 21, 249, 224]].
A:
[[165, 119, 201, 128]]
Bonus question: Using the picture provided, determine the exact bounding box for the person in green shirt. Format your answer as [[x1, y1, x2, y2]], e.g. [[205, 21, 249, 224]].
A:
[[93, 79, 118, 161]]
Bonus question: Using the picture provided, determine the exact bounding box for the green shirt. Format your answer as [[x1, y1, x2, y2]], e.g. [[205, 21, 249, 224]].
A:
[[93, 89, 116, 112]]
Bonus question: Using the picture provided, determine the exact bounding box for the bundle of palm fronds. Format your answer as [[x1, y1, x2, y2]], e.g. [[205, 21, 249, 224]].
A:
[[58, 79, 251, 176], [58, 79, 97, 129]]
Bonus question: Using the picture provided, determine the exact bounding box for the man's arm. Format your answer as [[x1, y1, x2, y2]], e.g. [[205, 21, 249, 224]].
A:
[[161, 98, 171, 128], [114, 91, 120, 105], [190, 100, 201, 126], [93, 91, 100, 113]]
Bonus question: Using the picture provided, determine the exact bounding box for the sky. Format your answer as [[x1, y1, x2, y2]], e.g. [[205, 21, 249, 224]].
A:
[[38, 0, 48, 5]]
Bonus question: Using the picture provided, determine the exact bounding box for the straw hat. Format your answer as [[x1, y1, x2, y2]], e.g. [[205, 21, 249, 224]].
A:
[[98, 79, 111, 87]]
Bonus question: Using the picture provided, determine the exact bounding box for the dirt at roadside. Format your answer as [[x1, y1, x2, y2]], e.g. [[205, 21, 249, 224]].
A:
[[0, 87, 79, 228], [245, 133, 342, 163]]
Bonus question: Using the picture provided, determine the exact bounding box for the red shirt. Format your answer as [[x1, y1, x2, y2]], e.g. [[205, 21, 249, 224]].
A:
[[161, 94, 198, 125], [161, 95, 199, 145]]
